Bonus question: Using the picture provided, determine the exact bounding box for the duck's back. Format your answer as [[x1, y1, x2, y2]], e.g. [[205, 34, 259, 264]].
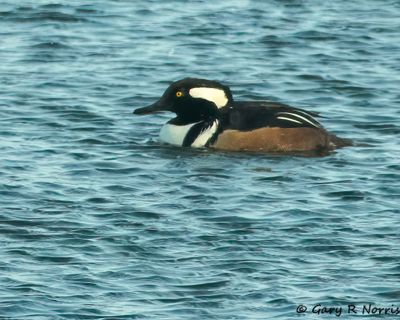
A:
[[224, 101, 321, 130], [211, 101, 351, 153]]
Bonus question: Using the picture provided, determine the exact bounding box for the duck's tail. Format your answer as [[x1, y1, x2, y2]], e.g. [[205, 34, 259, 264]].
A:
[[328, 133, 353, 149]]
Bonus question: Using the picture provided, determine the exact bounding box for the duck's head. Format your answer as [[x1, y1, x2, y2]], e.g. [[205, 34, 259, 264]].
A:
[[134, 78, 233, 123]]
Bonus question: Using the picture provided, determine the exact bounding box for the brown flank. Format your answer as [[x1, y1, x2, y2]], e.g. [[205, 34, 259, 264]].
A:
[[211, 127, 351, 152]]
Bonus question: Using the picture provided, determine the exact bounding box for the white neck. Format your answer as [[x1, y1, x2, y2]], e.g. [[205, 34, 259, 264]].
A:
[[159, 120, 219, 148], [160, 122, 198, 146]]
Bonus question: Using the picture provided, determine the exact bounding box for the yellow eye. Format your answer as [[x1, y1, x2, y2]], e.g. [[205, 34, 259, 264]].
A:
[[176, 91, 183, 97]]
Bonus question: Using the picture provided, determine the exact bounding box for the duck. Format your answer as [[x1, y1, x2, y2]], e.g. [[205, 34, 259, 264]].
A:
[[133, 78, 351, 153]]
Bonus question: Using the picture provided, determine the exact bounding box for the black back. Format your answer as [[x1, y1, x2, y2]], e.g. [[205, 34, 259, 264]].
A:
[[221, 101, 323, 131]]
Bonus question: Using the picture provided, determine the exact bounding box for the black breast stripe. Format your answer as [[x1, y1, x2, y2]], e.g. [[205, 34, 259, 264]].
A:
[[182, 120, 216, 147], [182, 122, 204, 147]]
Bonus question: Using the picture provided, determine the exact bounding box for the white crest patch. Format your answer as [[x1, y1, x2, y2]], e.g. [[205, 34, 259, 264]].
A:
[[189, 87, 228, 108]]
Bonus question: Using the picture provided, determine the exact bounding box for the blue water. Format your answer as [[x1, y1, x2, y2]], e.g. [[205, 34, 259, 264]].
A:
[[1, 1, 400, 319]]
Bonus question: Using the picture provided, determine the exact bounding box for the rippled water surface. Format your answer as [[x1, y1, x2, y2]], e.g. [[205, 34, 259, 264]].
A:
[[1, 1, 400, 319]]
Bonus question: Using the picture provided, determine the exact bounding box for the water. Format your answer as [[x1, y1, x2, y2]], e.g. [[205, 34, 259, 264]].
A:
[[1, 1, 400, 319]]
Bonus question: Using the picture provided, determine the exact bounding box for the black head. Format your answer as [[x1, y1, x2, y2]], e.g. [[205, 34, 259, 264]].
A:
[[133, 78, 233, 123]]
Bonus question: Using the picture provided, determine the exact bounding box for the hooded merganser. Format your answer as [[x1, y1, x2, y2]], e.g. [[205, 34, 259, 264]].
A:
[[133, 78, 352, 153]]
